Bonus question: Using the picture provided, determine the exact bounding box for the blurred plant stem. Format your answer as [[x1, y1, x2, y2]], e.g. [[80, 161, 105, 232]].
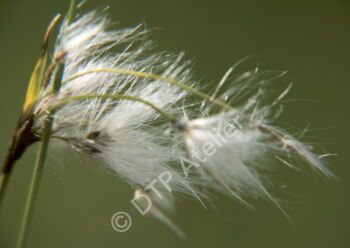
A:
[[15, 111, 55, 248], [15, 1, 75, 247], [0, 172, 10, 207]]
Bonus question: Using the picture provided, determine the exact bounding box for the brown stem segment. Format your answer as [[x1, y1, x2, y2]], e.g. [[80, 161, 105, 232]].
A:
[[0, 115, 39, 207]]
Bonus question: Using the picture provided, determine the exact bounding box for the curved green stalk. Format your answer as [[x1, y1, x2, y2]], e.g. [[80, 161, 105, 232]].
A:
[[50, 93, 177, 122], [63, 68, 233, 111]]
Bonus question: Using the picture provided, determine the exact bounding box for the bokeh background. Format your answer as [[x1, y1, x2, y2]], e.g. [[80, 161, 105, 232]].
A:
[[0, 0, 349, 247]]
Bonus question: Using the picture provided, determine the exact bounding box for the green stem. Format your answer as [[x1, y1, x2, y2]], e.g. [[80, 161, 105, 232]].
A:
[[16, 64, 64, 248], [0, 172, 10, 208], [66, 0, 76, 26], [63, 68, 233, 111], [15, 0, 75, 244], [15, 64, 63, 247], [15, 115, 54, 248], [50, 93, 177, 122], [11, 1, 75, 247]]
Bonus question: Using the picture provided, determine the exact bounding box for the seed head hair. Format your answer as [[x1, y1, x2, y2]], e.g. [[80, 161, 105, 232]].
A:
[[1, 4, 333, 236]]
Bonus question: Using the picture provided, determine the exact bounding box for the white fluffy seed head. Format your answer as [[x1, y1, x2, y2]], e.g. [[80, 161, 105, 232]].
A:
[[36, 10, 198, 197], [32, 7, 333, 232]]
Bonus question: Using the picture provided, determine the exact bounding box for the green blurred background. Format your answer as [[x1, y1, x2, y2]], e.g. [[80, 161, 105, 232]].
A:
[[0, 0, 349, 247]]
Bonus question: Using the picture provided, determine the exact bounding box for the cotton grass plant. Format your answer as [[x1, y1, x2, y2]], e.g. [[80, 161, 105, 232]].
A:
[[0, 0, 333, 244]]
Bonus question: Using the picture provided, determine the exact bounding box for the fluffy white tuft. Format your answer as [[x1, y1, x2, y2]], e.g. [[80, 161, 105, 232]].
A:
[[31, 8, 332, 235]]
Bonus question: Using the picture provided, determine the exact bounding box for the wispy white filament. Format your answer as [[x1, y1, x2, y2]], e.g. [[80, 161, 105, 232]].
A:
[[32, 8, 332, 234]]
